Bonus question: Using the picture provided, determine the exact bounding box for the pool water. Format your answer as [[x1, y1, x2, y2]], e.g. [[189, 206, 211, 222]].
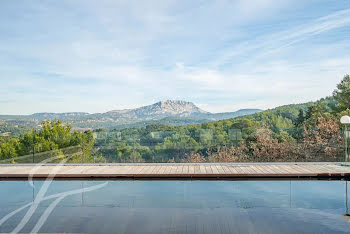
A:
[[0, 180, 349, 233]]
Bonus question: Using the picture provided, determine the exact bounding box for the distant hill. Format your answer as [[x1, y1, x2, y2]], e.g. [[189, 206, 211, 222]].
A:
[[192, 108, 263, 120], [31, 112, 90, 119], [0, 100, 263, 129]]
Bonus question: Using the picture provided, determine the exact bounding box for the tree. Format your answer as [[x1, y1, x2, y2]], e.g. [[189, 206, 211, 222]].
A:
[[332, 74, 350, 112], [181, 152, 206, 163], [304, 101, 329, 126], [295, 109, 305, 127], [0, 138, 20, 160], [0, 121, 96, 163], [302, 115, 343, 160], [207, 143, 249, 162], [248, 129, 299, 162]]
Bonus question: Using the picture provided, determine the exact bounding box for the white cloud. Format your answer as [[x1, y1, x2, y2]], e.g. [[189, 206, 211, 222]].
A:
[[211, 8, 350, 67], [0, 1, 350, 114]]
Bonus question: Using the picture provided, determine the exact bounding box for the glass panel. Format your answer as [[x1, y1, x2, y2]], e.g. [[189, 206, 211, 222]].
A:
[[0, 180, 349, 233]]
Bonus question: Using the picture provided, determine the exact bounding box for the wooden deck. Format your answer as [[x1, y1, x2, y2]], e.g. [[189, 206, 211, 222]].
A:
[[0, 163, 350, 179]]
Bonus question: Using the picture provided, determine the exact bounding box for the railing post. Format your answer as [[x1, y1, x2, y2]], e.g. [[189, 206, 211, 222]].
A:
[[345, 125, 348, 162], [80, 134, 84, 163], [346, 181, 348, 216], [32, 129, 35, 163], [340, 116, 350, 165]]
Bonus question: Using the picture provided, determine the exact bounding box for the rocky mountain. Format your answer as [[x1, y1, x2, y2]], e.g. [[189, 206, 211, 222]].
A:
[[0, 100, 262, 129], [104, 100, 208, 119]]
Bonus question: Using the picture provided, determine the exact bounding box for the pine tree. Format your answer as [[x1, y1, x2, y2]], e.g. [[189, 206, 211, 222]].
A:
[[332, 74, 350, 112]]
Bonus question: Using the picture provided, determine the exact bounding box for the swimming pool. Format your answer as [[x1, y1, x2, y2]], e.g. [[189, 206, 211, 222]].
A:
[[0, 180, 349, 233]]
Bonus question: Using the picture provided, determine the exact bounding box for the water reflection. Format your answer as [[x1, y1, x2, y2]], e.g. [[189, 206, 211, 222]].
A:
[[0, 180, 349, 233]]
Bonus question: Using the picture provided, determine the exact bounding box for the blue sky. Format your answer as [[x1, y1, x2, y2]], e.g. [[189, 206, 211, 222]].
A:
[[1, 0, 350, 114]]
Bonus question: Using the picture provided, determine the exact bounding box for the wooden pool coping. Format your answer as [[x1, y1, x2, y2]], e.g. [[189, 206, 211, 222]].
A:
[[0, 163, 350, 179]]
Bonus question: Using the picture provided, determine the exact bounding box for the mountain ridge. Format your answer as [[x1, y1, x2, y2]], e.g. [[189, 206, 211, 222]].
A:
[[0, 100, 263, 129]]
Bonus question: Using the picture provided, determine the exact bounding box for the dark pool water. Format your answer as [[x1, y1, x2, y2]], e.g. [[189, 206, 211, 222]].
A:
[[0, 180, 349, 234]]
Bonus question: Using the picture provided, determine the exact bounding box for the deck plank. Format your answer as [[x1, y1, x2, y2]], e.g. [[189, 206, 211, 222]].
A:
[[139, 166, 152, 175], [268, 165, 287, 175], [170, 165, 177, 174], [226, 165, 238, 174], [194, 165, 201, 174], [175, 165, 183, 174], [188, 165, 195, 174], [215, 165, 225, 174], [211, 165, 219, 174], [0, 163, 350, 178], [135, 166, 147, 174], [157, 165, 165, 174], [204, 165, 213, 174], [231, 165, 244, 174], [243, 165, 258, 174], [326, 164, 349, 172], [249, 165, 267, 175]]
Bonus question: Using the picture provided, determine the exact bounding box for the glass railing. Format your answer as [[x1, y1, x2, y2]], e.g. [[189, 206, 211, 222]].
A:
[[1, 124, 349, 164]]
